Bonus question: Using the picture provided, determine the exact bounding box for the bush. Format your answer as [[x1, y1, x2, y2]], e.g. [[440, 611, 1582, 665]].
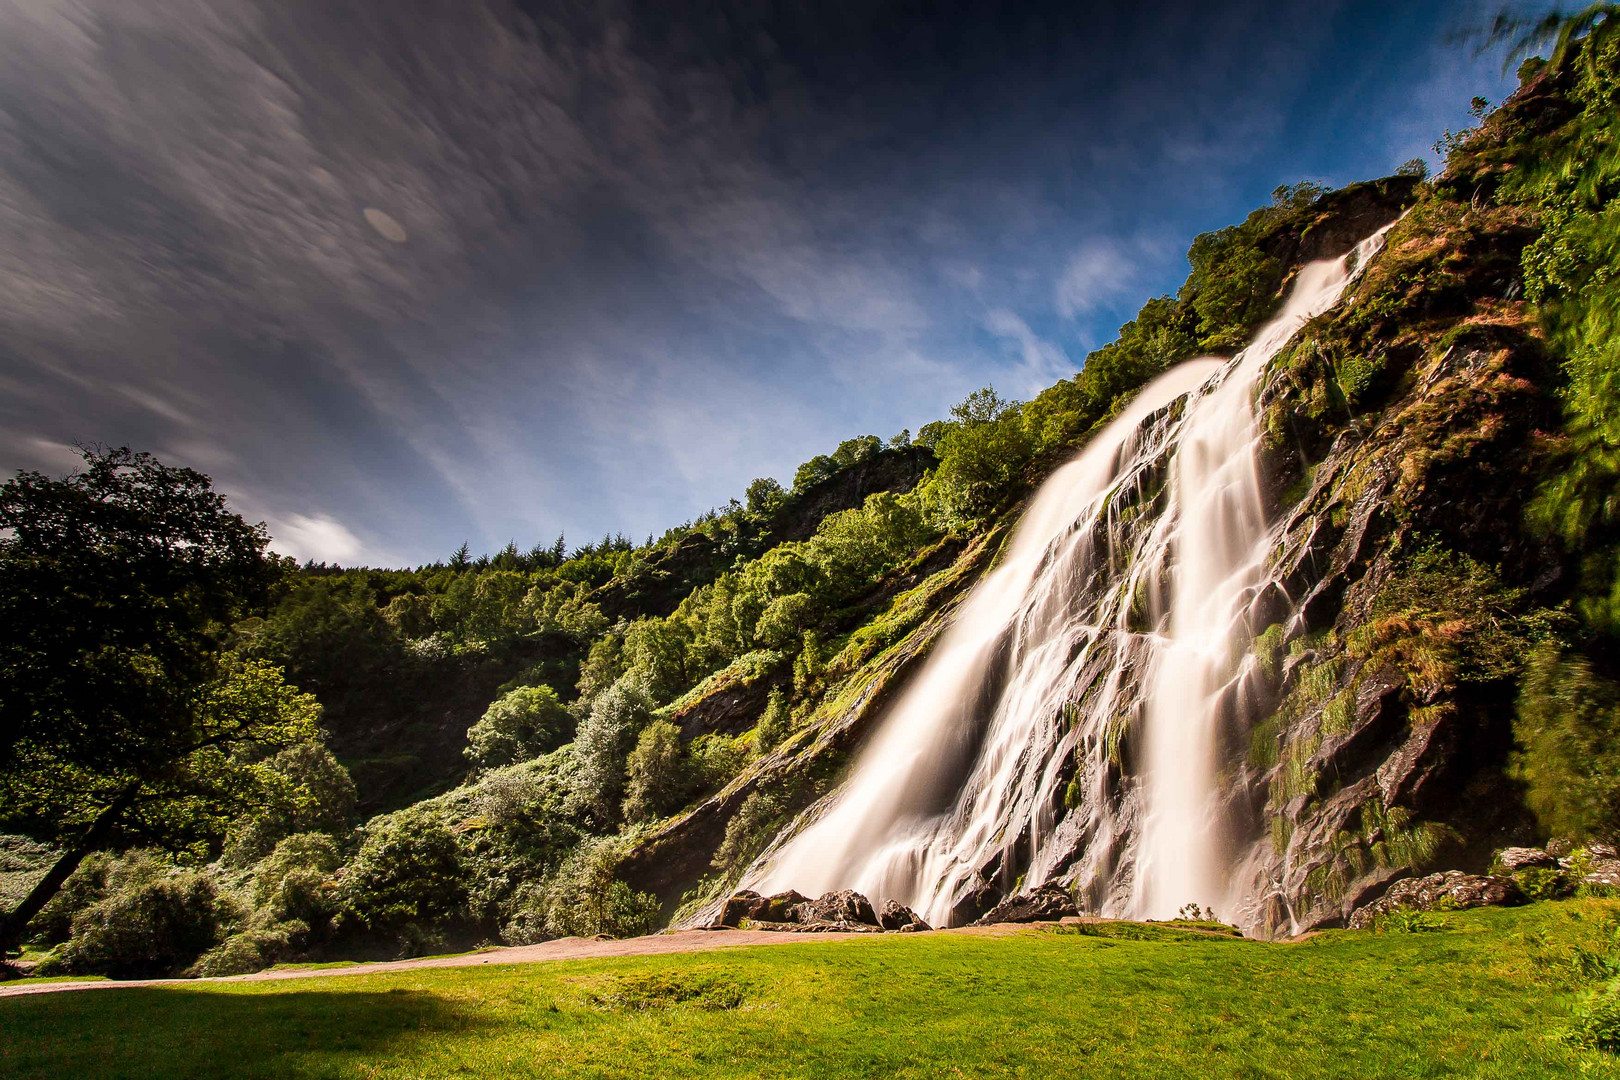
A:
[[53, 865, 241, 978], [711, 790, 786, 874], [1512, 866, 1574, 902], [337, 813, 469, 943], [466, 684, 573, 769], [500, 837, 660, 942], [569, 676, 655, 822], [690, 733, 750, 792], [184, 920, 308, 978], [253, 832, 343, 928], [623, 720, 691, 824], [755, 593, 817, 649], [1513, 640, 1620, 841], [1570, 979, 1620, 1053], [1372, 907, 1445, 934], [222, 741, 357, 866], [26, 851, 115, 945], [755, 691, 791, 754]]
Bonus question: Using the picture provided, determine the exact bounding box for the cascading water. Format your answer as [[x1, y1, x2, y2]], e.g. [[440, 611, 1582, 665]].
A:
[[749, 228, 1390, 930]]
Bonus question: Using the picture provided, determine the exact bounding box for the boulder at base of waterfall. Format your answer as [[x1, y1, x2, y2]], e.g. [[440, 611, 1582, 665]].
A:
[[801, 889, 879, 926], [878, 899, 931, 932], [716, 889, 811, 928], [743, 919, 886, 934], [1491, 846, 1558, 872], [949, 884, 1003, 927], [1347, 871, 1526, 929], [973, 883, 1080, 925]]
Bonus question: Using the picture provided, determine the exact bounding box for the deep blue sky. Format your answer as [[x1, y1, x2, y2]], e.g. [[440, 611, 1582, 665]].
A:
[[0, 0, 1515, 565]]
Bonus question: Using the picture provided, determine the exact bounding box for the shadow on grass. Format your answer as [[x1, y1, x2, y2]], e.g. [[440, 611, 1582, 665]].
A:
[[0, 986, 488, 1080]]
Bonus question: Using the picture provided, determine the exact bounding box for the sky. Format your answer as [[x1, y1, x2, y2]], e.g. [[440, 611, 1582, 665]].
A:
[[0, 0, 1518, 566]]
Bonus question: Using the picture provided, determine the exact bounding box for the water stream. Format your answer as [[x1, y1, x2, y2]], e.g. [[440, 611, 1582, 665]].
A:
[[750, 229, 1389, 928]]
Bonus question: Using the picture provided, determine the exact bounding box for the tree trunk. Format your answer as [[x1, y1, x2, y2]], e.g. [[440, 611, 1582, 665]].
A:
[[0, 785, 139, 956]]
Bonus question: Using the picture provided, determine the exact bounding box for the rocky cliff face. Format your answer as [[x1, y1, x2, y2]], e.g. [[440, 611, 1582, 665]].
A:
[[1224, 71, 1577, 933]]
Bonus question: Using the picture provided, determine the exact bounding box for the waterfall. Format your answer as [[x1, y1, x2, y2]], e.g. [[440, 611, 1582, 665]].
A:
[[750, 228, 1390, 929]]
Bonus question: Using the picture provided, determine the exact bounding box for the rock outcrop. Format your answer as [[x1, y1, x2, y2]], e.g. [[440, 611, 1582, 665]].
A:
[[1347, 871, 1526, 929], [712, 889, 928, 934], [974, 884, 1080, 925], [1492, 847, 1558, 872]]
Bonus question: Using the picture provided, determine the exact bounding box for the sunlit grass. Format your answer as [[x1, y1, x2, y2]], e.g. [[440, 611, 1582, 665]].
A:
[[6, 901, 1620, 1079]]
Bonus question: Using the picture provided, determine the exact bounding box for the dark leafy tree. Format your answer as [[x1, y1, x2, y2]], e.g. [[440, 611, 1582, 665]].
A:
[[0, 447, 308, 952]]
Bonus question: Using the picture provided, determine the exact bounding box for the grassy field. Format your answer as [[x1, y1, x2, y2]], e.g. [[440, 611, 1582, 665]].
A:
[[5, 902, 1620, 1079]]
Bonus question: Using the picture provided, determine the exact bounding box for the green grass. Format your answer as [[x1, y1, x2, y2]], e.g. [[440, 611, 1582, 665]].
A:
[[5, 902, 1620, 1079]]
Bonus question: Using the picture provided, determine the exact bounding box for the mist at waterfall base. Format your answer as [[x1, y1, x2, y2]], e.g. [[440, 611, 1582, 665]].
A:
[[750, 229, 1392, 932]]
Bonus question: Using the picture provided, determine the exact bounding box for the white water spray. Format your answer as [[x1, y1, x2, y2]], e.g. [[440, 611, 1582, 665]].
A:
[[752, 229, 1389, 928]]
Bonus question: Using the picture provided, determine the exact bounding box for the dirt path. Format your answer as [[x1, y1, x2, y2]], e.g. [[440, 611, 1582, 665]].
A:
[[0, 918, 1244, 999], [0, 928, 901, 999]]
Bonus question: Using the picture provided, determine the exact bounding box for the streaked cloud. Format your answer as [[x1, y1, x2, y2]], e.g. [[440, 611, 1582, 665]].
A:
[[0, 0, 1512, 565]]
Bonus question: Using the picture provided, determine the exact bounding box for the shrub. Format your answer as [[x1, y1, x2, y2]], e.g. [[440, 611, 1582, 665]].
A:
[[1512, 866, 1574, 902], [1373, 907, 1445, 934], [466, 684, 573, 769], [690, 733, 750, 793], [755, 593, 817, 649], [755, 690, 792, 754], [1513, 640, 1620, 841], [53, 865, 241, 978], [337, 813, 469, 942], [253, 833, 343, 928], [569, 676, 655, 821], [711, 790, 786, 874], [500, 837, 660, 942], [222, 741, 357, 866], [792, 631, 825, 696], [184, 920, 308, 978], [623, 720, 691, 824], [1569, 979, 1620, 1053], [26, 851, 115, 945]]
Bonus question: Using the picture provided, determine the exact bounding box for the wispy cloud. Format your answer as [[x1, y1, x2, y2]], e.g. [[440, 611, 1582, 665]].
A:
[[983, 309, 1073, 397], [267, 512, 366, 565], [1054, 237, 1169, 321]]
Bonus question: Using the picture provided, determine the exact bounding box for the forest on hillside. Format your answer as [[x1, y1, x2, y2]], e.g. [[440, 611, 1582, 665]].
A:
[[7, 13, 1620, 983]]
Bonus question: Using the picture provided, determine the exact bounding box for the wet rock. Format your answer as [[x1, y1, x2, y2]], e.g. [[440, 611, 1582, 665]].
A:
[[877, 899, 931, 932], [1588, 844, 1619, 861], [1347, 870, 1526, 929], [717, 890, 762, 928], [1492, 846, 1557, 872], [716, 889, 811, 927], [974, 883, 1081, 925], [949, 884, 1002, 927], [1546, 837, 1577, 858], [802, 889, 879, 926]]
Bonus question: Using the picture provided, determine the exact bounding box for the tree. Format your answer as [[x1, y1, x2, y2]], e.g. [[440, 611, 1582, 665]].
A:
[[3, 656, 321, 950], [0, 447, 300, 952], [569, 677, 654, 822], [221, 741, 358, 866], [622, 720, 690, 824], [465, 685, 573, 769]]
